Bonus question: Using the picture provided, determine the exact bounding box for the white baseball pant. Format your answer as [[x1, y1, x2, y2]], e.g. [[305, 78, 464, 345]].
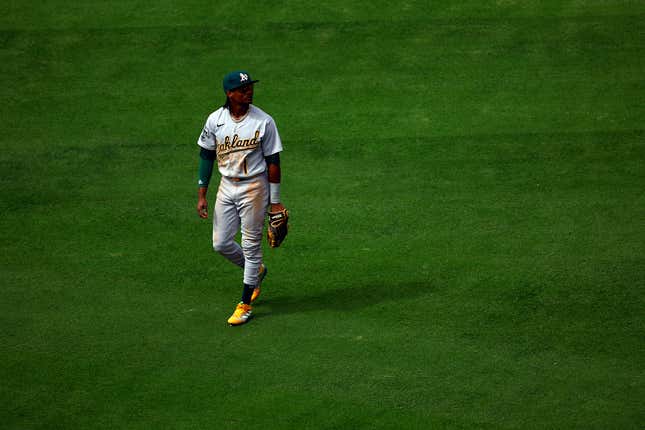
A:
[[212, 174, 268, 286]]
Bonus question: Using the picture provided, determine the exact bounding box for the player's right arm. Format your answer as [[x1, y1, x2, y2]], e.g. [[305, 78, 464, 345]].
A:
[[196, 114, 218, 218], [197, 147, 216, 218]]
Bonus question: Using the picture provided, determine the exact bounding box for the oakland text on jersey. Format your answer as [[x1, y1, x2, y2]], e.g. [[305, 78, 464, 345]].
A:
[[216, 130, 261, 159]]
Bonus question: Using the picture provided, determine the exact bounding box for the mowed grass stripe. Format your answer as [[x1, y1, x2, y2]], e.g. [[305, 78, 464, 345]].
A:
[[1, 13, 643, 142]]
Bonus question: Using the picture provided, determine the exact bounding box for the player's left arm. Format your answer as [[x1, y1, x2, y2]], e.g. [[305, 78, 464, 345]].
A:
[[265, 153, 284, 212], [262, 117, 285, 212]]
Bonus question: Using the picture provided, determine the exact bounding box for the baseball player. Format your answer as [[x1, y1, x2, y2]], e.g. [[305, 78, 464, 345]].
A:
[[196, 70, 286, 326]]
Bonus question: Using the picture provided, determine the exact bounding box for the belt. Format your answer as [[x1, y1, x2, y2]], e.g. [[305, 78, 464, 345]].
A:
[[224, 172, 264, 182]]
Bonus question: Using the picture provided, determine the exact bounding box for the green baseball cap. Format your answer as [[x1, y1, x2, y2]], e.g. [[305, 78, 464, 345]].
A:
[[223, 70, 259, 92]]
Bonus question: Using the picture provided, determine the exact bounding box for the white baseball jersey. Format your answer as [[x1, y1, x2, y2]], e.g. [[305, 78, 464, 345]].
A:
[[197, 105, 283, 179]]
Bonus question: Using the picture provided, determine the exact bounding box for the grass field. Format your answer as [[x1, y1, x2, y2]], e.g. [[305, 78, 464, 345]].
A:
[[1, 1, 644, 429]]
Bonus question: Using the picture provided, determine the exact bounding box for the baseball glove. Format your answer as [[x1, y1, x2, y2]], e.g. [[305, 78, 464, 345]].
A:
[[267, 209, 289, 248]]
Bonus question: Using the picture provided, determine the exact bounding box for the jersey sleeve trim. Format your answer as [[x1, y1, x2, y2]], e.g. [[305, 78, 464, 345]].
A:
[[196, 110, 221, 151], [261, 118, 283, 157]]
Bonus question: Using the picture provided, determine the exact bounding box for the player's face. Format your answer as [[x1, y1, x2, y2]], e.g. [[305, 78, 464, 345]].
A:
[[228, 84, 254, 105]]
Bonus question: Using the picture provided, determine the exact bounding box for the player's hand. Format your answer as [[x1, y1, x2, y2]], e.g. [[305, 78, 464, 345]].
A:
[[269, 202, 285, 213], [197, 197, 209, 219]]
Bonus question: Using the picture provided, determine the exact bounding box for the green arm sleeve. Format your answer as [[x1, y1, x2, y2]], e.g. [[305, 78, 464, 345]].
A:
[[198, 147, 216, 188]]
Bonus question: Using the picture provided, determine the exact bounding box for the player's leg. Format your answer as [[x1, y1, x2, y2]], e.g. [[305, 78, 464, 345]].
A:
[[238, 176, 269, 289], [213, 180, 244, 268], [227, 176, 268, 326]]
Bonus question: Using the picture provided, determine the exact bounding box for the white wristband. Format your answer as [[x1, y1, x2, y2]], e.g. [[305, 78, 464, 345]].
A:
[[269, 182, 281, 204]]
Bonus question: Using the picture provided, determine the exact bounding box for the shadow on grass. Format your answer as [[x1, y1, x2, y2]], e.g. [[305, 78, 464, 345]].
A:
[[256, 280, 435, 317]]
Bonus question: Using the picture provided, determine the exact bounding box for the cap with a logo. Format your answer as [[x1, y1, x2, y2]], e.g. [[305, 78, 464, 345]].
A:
[[223, 70, 259, 92]]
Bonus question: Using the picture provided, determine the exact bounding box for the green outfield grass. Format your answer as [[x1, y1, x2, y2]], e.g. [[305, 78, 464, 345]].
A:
[[1, 1, 644, 428]]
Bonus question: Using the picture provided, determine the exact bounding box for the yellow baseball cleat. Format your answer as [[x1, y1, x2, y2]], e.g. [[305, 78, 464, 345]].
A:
[[227, 302, 252, 325], [251, 264, 267, 303]]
